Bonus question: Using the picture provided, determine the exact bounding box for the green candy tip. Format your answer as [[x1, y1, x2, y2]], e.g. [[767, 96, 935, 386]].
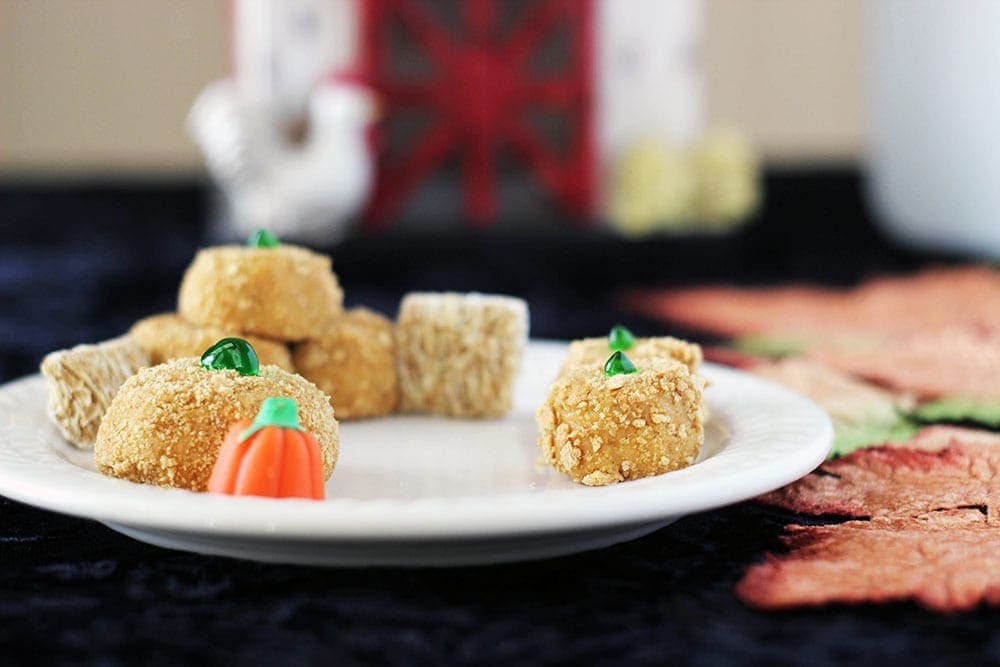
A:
[[248, 229, 280, 248], [608, 324, 635, 351], [239, 396, 304, 442], [200, 337, 260, 376], [604, 350, 638, 377]]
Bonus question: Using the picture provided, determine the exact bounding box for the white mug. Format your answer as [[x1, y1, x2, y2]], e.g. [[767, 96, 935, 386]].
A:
[[866, 1, 1000, 259]]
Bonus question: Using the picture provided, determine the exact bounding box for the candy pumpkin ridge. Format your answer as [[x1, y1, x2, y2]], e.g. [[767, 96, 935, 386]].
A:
[[208, 396, 326, 499]]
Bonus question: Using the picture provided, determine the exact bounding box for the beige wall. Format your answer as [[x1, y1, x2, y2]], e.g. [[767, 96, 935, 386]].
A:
[[0, 0, 863, 177], [0, 0, 227, 176], [705, 0, 863, 163]]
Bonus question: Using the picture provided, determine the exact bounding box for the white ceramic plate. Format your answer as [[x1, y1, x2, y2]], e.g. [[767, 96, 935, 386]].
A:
[[0, 341, 831, 567]]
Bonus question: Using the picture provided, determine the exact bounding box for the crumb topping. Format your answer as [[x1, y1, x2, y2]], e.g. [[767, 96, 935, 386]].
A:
[[537, 357, 704, 486], [178, 244, 343, 342], [94, 357, 338, 491], [131, 312, 292, 370], [292, 308, 399, 419]]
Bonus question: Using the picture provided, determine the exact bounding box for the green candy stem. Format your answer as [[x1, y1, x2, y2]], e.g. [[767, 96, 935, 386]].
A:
[[248, 229, 280, 248], [239, 397, 304, 442], [608, 324, 635, 351], [604, 350, 638, 377], [200, 337, 260, 376]]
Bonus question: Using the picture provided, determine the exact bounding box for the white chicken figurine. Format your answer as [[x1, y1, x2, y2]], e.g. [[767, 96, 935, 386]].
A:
[[188, 74, 377, 245]]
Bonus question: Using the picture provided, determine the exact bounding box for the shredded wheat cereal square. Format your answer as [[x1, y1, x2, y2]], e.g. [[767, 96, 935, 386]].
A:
[[40, 335, 150, 449], [395, 292, 528, 418]]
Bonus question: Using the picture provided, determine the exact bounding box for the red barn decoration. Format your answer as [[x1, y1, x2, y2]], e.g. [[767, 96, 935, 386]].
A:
[[200, 1, 753, 239], [361, 0, 595, 228]]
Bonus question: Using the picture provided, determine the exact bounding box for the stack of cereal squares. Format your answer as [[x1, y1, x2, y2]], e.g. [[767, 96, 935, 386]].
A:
[[41, 231, 531, 449]]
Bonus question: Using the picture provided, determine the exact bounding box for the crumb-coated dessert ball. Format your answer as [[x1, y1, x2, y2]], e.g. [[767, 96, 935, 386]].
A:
[[292, 308, 399, 419], [537, 358, 705, 486], [560, 336, 703, 376], [131, 313, 293, 370], [395, 292, 528, 418], [94, 358, 339, 491], [177, 244, 344, 342]]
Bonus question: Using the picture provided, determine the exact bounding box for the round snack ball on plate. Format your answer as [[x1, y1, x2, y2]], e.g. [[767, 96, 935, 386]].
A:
[[178, 244, 344, 341], [131, 313, 293, 370], [537, 358, 705, 486], [560, 335, 703, 376], [292, 308, 399, 419], [94, 358, 338, 491]]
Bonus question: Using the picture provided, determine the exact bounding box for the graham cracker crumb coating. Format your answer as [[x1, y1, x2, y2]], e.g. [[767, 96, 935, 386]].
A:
[[41, 335, 150, 449], [395, 292, 528, 418], [537, 358, 705, 485], [94, 358, 339, 491], [131, 312, 293, 370], [561, 336, 703, 376], [293, 308, 399, 419], [177, 244, 343, 342]]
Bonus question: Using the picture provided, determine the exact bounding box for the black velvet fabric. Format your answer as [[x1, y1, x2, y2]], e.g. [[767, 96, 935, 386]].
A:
[[0, 172, 995, 665]]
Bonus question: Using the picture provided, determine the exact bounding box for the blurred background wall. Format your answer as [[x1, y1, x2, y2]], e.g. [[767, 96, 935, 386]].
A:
[[0, 0, 863, 178]]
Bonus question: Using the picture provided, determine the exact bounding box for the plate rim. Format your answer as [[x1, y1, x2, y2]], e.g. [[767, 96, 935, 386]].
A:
[[0, 341, 832, 540]]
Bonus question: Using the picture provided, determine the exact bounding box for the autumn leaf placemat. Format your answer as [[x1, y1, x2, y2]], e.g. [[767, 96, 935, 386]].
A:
[[627, 266, 1000, 444], [624, 267, 1000, 612]]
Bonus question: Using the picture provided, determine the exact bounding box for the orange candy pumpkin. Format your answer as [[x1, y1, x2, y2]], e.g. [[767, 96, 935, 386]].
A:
[[208, 397, 326, 499]]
